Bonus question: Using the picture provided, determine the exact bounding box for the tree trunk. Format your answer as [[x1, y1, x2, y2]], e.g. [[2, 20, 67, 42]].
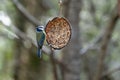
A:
[[62, 0, 82, 80]]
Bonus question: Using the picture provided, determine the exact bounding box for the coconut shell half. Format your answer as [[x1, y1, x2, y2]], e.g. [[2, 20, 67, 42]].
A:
[[45, 17, 72, 49]]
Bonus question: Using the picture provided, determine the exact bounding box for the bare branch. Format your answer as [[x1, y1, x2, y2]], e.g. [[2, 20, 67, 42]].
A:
[[94, 9, 119, 80], [12, 0, 41, 26], [88, 0, 100, 27], [118, 0, 120, 16], [2, 23, 50, 53], [50, 48, 59, 80], [80, 33, 102, 55], [80, 0, 106, 55], [1, 21, 66, 66], [102, 67, 120, 78]]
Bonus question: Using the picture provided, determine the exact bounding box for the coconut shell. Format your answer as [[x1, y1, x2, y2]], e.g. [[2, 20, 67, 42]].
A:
[[45, 17, 71, 49]]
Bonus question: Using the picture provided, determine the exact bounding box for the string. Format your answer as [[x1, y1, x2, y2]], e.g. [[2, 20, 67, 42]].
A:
[[58, 0, 63, 17]]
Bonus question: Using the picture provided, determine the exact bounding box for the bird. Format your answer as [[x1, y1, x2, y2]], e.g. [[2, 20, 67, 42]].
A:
[[36, 26, 45, 58]]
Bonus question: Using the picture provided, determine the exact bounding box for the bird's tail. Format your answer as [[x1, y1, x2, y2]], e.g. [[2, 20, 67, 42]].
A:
[[37, 47, 42, 58]]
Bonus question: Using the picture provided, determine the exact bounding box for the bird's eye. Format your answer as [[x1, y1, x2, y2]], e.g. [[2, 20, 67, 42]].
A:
[[36, 28, 43, 32]]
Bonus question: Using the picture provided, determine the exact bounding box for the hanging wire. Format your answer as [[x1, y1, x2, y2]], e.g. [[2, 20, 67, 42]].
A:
[[58, 0, 63, 17]]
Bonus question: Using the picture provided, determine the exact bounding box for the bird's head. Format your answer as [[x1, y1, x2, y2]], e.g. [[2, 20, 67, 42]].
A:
[[36, 26, 44, 32]]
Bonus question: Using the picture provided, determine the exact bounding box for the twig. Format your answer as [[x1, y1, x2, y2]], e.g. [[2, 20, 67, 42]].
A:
[[58, 0, 63, 17], [80, 33, 102, 55], [80, 0, 105, 55], [102, 66, 120, 78], [12, 0, 41, 26], [50, 48, 58, 80], [88, 0, 100, 27], [12, 24, 51, 54], [93, 9, 119, 80], [118, 0, 120, 17]]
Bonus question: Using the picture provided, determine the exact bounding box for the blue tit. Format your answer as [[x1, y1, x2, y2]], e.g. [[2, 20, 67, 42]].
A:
[[36, 26, 45, 58]]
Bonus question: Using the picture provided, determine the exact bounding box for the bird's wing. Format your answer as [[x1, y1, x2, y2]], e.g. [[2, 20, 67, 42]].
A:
[[37, 32, 45, 47]]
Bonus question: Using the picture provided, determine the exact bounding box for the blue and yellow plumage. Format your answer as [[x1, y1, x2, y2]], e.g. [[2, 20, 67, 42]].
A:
[[36, 26, 45, 58]]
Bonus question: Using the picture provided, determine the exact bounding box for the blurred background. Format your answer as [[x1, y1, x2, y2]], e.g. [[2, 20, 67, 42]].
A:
[[0, 0, 120, 80]]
